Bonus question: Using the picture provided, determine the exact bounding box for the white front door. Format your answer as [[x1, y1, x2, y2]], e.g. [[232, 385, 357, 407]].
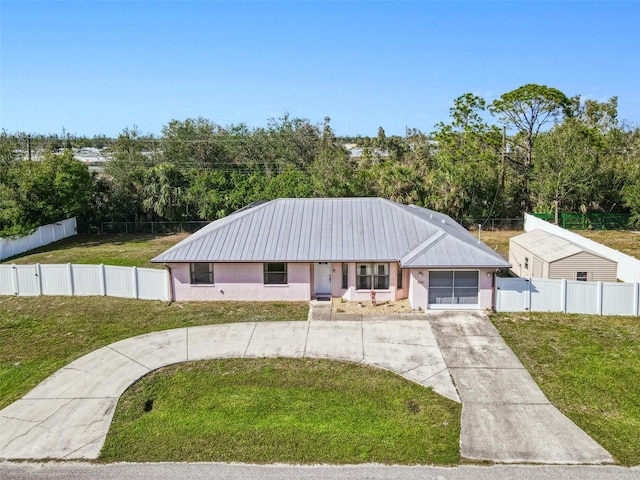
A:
[[314, 263, 332, 295]]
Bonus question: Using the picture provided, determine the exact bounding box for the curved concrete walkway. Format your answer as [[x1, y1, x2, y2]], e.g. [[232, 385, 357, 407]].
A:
[[0, 319, 456, 460], [0, 313, 613, 464]]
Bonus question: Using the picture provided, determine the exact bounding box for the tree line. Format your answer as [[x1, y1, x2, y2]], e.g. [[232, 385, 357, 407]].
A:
[[1, 84, 639, 237]]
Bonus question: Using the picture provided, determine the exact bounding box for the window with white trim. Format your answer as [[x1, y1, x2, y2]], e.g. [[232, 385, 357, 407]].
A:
[[356, 263, 389, 290], [264, 262, 287, 284], [190, 263, 214, 284]]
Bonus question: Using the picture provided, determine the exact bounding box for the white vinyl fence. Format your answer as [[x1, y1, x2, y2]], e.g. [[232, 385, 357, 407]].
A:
[[0, 218, 77, 261], [525, 213, 640, 283], [0, 263, 170, 301], [495, 276, 640, 316]]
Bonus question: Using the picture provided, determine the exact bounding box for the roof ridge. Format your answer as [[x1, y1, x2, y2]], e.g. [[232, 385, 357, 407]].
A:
[[399, 230, 446, 266]]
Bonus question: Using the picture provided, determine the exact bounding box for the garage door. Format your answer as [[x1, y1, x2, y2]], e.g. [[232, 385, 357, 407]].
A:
[[428, 271, 479, 309]]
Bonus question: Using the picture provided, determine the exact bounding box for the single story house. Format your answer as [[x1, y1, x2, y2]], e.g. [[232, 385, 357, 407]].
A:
[[509, 229, 617, 282], [152, 198, 510, 310]]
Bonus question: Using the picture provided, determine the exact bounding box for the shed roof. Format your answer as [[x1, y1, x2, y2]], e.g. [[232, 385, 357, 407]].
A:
[[152, 198, 510, 268], [510, 229, 604, 263]]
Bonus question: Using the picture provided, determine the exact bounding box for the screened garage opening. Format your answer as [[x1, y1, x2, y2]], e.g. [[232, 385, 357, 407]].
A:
[[428, 270, 479, 309]]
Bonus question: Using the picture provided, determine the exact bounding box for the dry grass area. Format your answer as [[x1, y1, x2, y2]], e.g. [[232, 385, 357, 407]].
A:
[[477, 230, 521, 260], [332, 298, 414, 314], [577, 230, 640, 260]]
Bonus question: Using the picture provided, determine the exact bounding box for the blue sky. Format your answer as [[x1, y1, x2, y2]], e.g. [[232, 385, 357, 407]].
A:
[[1, 1, 639, 137]]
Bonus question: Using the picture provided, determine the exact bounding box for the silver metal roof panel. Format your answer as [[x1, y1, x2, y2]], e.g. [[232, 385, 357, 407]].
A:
[[152, 198, 510, 268]]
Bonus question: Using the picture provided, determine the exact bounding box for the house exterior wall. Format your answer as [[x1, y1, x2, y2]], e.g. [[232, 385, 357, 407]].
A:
[[337, 262, 405, 303], [168, 262, 494, 310], [169, 262, 311, 301], [408, 268, 494, 310], [548, 252, 617, 282]]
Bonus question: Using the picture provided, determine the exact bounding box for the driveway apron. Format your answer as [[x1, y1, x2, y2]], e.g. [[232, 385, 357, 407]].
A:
[[427, 311, 613, 464]]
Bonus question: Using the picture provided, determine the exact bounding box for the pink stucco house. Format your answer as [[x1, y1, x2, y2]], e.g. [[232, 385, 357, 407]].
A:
[[152, 198, 510, 310]]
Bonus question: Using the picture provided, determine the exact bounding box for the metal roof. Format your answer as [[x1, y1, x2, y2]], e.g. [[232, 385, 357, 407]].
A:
[[152, 198, 510, 268], [510, 229, 603, 263]]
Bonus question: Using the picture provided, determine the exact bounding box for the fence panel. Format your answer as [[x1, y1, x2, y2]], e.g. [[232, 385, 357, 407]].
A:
[[137, 268, 168, 301], [0, 266, 14, 295], [71, 264, 103, 296], [0, 263, 168, 301], [530, 278, 563, 312], [496, 276, 639, 316], [104, 266, 135, 298], [602, 282, 636, 316], [39, 264, 71, 296], [15, 265, 40, 296], [0, 218, 77, 261], [566, 281, 598, 315]]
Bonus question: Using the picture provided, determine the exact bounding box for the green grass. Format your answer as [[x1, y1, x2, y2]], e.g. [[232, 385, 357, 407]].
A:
[[2, 233, 188, 269], [0, 296, 308, 410], [492, 312, 640, 466], [101, 358, 461, 464]]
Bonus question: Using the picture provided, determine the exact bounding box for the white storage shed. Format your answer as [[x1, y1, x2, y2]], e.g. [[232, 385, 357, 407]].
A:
[[509, 229, 617, 282]]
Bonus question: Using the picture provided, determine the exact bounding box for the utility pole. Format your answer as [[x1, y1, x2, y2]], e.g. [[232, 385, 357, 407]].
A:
[[27, 134, 32, 161], [501, 126, 506, 188]]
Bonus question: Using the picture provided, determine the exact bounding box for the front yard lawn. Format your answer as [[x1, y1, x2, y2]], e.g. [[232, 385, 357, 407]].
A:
[[101, 358, 461, 464], [492, 312, 640, 466], [0, 296, 308, 410]]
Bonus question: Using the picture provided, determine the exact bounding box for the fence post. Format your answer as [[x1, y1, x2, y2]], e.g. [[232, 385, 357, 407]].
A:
[[132, 266, 139, 299], [67, 263, 74, 296], [634, 283, 639, 317], [525, 278, 531, 311], [560, 279, 567, 313], [100, 264, 107, 296], [35, 263, 42, 296], [596, 281, 603, 315], [11, 264, 18, 296], [165, 268, 172, 302]]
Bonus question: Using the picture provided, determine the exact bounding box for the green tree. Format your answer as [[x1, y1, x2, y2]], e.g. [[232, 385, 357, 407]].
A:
[[141, 164, 190, 221], [426, 94, 502, 220], [531, 119, 602, 223], [0, 150, 94, 236], [491, 84, 572, 211]]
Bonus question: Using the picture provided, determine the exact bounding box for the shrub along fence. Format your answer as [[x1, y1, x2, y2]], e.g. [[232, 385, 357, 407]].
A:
[[495, 276, 640, 316], [0, 218, 77, 261], [0, 263, 170, 301]]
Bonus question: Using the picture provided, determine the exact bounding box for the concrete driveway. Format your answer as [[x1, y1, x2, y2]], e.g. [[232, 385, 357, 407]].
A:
[[0, 318, 456, 460], [426, 311, 613, 464], [0, 312, 613, 464]]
